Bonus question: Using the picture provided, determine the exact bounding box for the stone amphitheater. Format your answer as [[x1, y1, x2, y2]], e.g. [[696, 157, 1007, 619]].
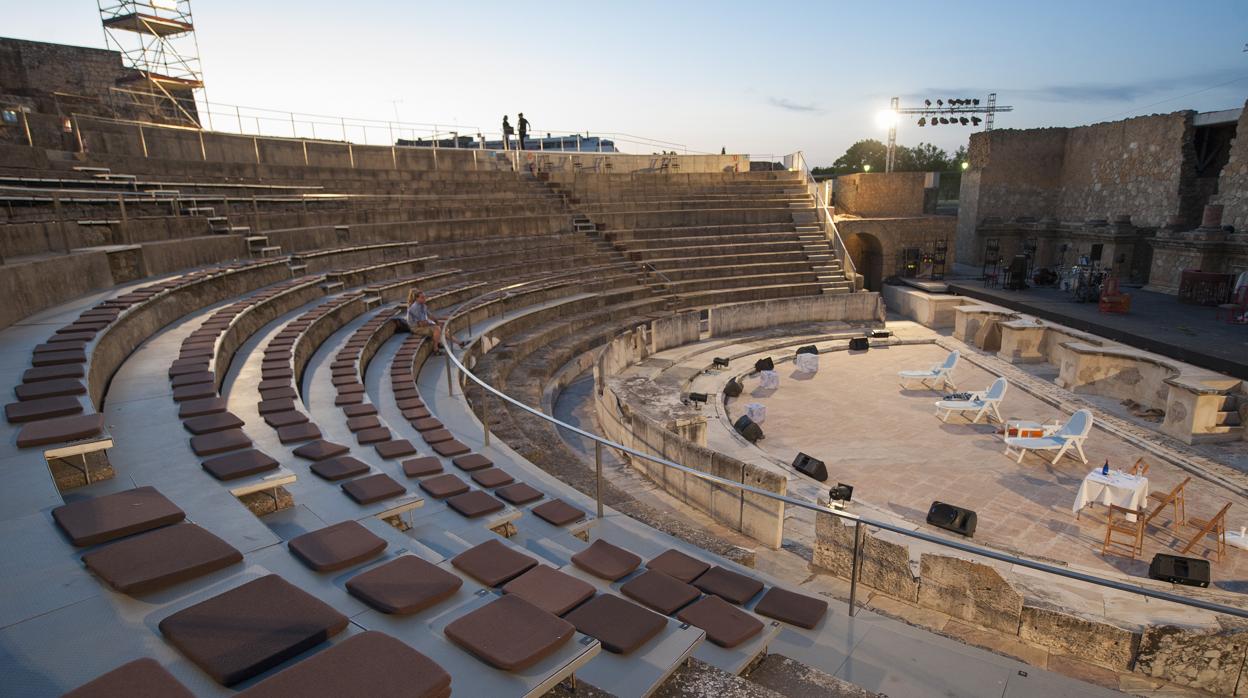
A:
[[3, 65, 1248, 698]]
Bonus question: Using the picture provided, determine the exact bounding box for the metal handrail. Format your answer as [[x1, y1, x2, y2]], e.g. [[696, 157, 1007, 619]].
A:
[[440, 331, 1248, 620], [792, 151, 857, 284]]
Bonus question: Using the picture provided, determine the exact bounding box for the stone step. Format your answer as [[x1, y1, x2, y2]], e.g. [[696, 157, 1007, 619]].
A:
[[185, 207, 215, 215], [228, 226, 251, 234], [257, 246, 282, 256], [320, 280, 345, 292], [72, 166, 111, 174], [288, 264, 308, 275], [244, 236, 268, 245], [1217, 410, 1242, 427], [92, 172, 136, 181], [1214, 394, 1239, 411], [76, 219, 120, 226], [807, 254, 832, 262], [745, 654, 876, 697]]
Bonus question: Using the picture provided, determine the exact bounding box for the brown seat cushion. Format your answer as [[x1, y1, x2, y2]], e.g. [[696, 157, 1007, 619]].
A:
[[345, 556, 463, 615], [14, 378, 86, 401], [179, 396, 227, 418], [502, 565, 595, 616], [293, 440, 349, 461], [372, 438, 415, 459], [692, 566, 765, 605], [342, 473, 406, 504], [171, 371, 214, 389], [16, 413, 104, 448], [452, 453, 492, 471], [470, 468, 514, 488], [393, 388, 421, 401], [752, 587, 828, 629], [571, 539, 642, 581], [331, 373, 358, 386], [620, 571, 700, 615], [444, 595, 574, 671], [431, 439, 470, 457], [277, 422, 322, 444], [288, 521, 387, 572], [336, 382, 365, 395], [258, 378, 291, 392], [63, 658, 194, 698], [496, 482, 545, 505], [310, 455, 370, 481], [158, 574, 349, 686], [257, 398, 296, 415], [202, 449, 279, 481], [25, 363, 85, 383], [447, 490, 504, 519], [647, 549, 711, 584], [261, 386, 298, 401], [422, 428, 453, 444], [83, 523, 243, 595], [419, 474, 469, 499], [264, 410, 309, 428], [183, 412, 244, 435], [53, 486, 185, 547], [32, 348, 86, 366], [675, 595, 763, 648], [4, 395, 82, 423], [532, 499, 585, 527], [236, 631, 451, 698], [564, 593, 667, 654], [402, 456, 442, 478], [402, 406, 431, 420], [172, 383, 216, 402], [346, 415, 380, 432], [411, 417, 444, 432], [452, 539, 537, 586], [355, 426, 392, 445], [343, 403, 377, 417], [395, 397, 424, 410], [190, 428, 252, 456]]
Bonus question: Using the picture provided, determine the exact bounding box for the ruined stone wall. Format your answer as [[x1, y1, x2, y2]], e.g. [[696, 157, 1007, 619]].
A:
[[834, 172, 930, 217], [1213, 100, 1248, 231], [835, 216, 958, 279], [966, 127, 1068, 223], [0, 38, 125, 103], [1054, 112, 1194, 228]]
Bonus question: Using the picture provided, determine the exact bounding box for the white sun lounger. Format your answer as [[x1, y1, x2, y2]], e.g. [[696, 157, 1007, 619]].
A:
[[1003, 409, 1093, 464], [934, 376, 1007, 423], [899, 350, 959, 391]]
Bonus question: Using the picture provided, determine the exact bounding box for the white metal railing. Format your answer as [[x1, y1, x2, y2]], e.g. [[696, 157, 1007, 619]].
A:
[[790, 151, 857, 286]]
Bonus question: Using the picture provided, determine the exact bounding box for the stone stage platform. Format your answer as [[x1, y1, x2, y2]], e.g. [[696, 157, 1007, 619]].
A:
[[945, 282, 1248, 380]]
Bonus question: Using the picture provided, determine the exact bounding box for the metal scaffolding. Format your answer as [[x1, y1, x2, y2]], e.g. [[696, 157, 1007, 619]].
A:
[[99, 0, 205, 127]]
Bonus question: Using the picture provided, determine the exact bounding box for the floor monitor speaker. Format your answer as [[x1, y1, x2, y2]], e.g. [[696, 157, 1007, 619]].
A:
[[792, 452, 828, 481], [1148, 554, 1210, 588], [796, 345, 819, 356], [926, 501, 977, 537], [754, 357, 774, 373], [723, 379, 742, 397], [734, 415, 764, 443], [849, 337, 869, 351]]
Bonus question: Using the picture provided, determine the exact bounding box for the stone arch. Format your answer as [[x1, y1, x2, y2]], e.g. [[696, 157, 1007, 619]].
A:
[[844, 232, 885, 292]]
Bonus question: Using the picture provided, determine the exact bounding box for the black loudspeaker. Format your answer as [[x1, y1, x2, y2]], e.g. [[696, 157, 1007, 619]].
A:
[[754, 357, 774, 373], [688, 392, 708, 404], [796, 345, 819, 356], [871, 330, 891, 339], [1149, 554, 1210, 588], [723, 379, 742, 397], [734, 415, 764, 443], [926, 501, 977, 537], [712, 357, 730, 369], [792, 452, 828, 481], [849, 337, 869, 351]]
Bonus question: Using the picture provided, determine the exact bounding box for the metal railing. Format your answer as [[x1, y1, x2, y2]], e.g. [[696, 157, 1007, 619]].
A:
[[440, 331, 1248, 620], [791, 151, 858, 285]]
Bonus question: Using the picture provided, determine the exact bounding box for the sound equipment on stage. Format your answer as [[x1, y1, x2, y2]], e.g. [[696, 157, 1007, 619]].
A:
[[796, 345, 819, 356], [688, 392, 708, 404], [1005, 255, 1029, 290], [723, 379, 742, 397], [829, 483, 853, 504], [849, 337, 869, 351], [712, 357, 730, 369], [734, 415, 764, 443], [754, 357, 774, 373], [792, 452, 828, 482], [1148, 554, 1210, 588], [871, 330, 891, 339], [926, 501, 977, 537]]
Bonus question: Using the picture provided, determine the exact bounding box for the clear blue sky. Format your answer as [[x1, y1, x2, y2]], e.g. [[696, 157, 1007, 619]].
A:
[[4, 1, 1246, 164]]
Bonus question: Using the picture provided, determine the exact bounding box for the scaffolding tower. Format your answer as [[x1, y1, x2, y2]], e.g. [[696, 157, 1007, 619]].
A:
[[99, 0, 205, 127]]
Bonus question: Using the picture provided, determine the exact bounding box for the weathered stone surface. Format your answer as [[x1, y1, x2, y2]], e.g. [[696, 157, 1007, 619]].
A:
[[1019, 604, 1139, 672], [1134, 624, 1248, 696], [813, 512, 918, 602], [917, 553, 1022, 634]]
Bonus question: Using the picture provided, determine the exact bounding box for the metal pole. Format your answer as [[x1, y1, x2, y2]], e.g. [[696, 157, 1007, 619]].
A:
[[849, 520, 863, 616], [595, 442, 604, 518], [482, 393, 490, 447], [445, 350, 454, 396]]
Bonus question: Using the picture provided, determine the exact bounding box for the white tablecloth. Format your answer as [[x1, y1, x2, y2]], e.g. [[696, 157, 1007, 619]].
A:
[[1073, 470, 1149, 519], [746, 402, 767, 423], [759, 370, 779, 390]]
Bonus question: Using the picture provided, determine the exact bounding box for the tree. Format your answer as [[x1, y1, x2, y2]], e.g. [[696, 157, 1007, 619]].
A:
[[829, 139, 888, 175], [900, 142, 950, 172], [820, 140, 968, 174]]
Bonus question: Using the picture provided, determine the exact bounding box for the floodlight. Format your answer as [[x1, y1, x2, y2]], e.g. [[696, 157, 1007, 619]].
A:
[[917, 117, 926, 126], [936, 99, 943, 106], [152, 0, 179, 9], [924, 99, 931, 106], [875, 109, 899, 129], [973, 98, 980, 105], [961, 161, 970, 171], [960, 117, 969, 125], [863, 164, 871, 172], [971, 116, 982, 126], [939, 117, 949, 124]]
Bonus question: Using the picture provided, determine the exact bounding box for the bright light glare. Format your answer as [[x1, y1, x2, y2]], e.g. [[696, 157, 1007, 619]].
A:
[[875, 110, 898, 129], [151, 0, 179, 10]]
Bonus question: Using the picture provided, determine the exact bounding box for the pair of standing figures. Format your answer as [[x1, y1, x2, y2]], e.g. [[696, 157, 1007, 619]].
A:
[[501, 113, 530, 150]]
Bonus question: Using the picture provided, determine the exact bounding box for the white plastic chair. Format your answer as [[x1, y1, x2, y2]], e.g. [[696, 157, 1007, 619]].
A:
[[934, 376, 1007, 423], [1003, 409, 1093, 464], [899, 350, 959, 391]]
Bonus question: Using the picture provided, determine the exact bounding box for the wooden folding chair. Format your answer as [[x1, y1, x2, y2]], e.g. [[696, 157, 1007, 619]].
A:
[[1144, 476, 1189, 529], [1180, 502, 1231, 562], [1127, 457, 1150, 477], [1102, 504, 1144, 559]]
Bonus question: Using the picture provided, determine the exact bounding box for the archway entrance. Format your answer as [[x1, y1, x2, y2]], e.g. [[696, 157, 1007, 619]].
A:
[[844, 232, 884, 291]]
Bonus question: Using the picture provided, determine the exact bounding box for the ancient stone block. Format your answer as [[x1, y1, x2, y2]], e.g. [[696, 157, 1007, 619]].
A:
[[1134, 624, 1248, 696], [813, 512, 918, 602], [1019, 605, 1139, 671], [917, 553, 1022, 634]]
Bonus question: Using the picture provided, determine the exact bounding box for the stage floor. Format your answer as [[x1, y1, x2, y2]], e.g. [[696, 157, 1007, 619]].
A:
[[736, 342, 1248, 589], [944, 282, 1248, 380]]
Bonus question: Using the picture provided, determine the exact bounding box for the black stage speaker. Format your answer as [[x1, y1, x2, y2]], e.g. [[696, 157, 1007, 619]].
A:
[[734, 415, 764, 443], [1149, 554, 1210, 588], [926, 501, 977, 537], [792, 452, 828, 482], [849, 337, 869, 351], [723, 379, 742, 397], [871, 330, 891, 339], [754, 357, 775, 373], [796, 345, 819, 356], [712, 357, 730, 369]]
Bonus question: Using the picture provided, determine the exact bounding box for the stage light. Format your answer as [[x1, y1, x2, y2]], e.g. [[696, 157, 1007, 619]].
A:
[[960, 117, 969, 125], [688, 392, 708, 404], [152, 0, 179, 8], [971, 116, 982, 126], [936, 99, 943, 106], [973, 98, 980, 105], [875, 109, 899, 129], [939, 117, 949, 124], [961, 161, 970, 170], [828, 483, 854, 509], [924, 99, 931, 106], [917, 117, 926, 126], [712, 357, 730, 369], [863, 164, 871, 172]]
